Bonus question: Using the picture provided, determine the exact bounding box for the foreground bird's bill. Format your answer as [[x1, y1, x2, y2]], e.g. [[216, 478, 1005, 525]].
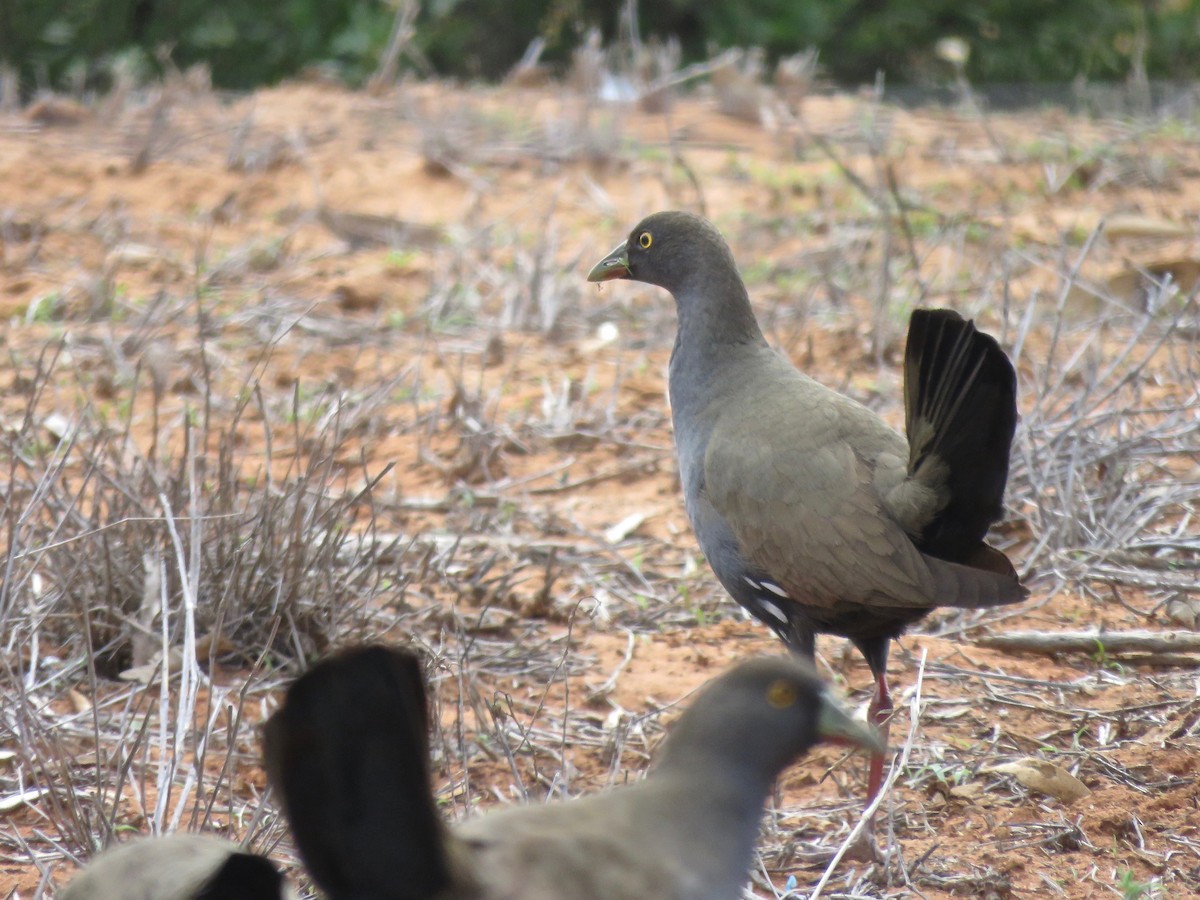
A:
[[587, 241, 630, 281], [818, 694, 885, 753]]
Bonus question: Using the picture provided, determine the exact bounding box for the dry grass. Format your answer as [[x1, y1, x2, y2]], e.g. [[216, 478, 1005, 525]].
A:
[[1, 62, 1198, 899]]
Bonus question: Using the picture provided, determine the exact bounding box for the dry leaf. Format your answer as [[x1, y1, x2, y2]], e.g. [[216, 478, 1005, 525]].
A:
[[316, 206, 443, 250], [604, 511, 648, 544], [68, 688, 92, 714], [107, 243, 182, 272], [119, 647, 183, 684], [42, 412, 72, 442], [119, 663, 157, 684], [989, 758, 1091, 803], [1104, 214, 1192, 240], [927, 703, 974, 721], [1166, 594, 1200, 630], [25, 97, 90, 126], [0, 789, 47, 814], [948, 782, 986, 801], [1107, 259, 1200, 309], [579, 321, 620, 354], [194, 631, 236, 658]]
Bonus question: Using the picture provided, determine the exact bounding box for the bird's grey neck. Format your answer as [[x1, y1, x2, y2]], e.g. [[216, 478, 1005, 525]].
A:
[[668, 280, 766, 418], [654, 748, 775, 869], [633, 771, 765, 900], [673, 274, 764, 347], [656, 737, 779, 808]]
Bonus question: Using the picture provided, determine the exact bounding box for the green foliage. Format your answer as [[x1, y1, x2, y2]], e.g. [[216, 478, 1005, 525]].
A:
[[1, 0, 395, 91], [4, 0, 1200, 93], [1116, 869, 1155, 900], [636, 0, 1200, 85]]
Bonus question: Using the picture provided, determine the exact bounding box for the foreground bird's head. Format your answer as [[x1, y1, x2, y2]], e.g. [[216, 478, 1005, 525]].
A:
[[655, 655, 883, 788], [587, 210, 741, 294]]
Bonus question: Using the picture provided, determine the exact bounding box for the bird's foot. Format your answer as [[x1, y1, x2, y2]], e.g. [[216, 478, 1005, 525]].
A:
[[786, 821, 886, 868], [840, 826, 885, 864]]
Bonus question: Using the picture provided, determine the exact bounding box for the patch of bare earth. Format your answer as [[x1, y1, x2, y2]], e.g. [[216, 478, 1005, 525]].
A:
[[1, 77, 1198, 898]]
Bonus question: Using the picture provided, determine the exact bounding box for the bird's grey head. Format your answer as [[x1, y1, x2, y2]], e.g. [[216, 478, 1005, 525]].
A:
[[587, 210, 740, 295], [655, 656, 882, 784]]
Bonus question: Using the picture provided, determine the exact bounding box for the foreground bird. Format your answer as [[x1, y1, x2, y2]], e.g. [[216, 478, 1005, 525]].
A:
[[588, 211, 1027, 801], [61, 832, 287, 900], [263, 644, 879, 900]]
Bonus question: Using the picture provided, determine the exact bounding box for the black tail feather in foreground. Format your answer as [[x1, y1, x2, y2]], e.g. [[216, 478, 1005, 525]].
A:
[[263, 645, 451, 900]]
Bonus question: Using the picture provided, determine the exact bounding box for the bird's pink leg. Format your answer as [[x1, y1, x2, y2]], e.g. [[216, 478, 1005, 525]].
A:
[[865, 672, 893, 803]]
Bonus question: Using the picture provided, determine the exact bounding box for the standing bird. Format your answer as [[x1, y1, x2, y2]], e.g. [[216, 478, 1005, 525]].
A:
[[60, 832, 287, 900], [263, 644, 880, 900], [588, 211, 1027, 801]]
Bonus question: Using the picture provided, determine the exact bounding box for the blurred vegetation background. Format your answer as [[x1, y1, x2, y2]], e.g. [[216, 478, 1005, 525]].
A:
[[2, 0, 1198, 94]]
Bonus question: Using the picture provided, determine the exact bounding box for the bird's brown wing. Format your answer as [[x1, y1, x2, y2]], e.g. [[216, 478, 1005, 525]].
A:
[[702, 370, 939, 613]]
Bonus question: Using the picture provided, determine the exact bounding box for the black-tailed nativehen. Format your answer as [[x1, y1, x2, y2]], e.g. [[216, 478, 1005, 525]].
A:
[[263, 644, 880, 900], [61, 832, 287, 900], [588, 210, 1027, 801]]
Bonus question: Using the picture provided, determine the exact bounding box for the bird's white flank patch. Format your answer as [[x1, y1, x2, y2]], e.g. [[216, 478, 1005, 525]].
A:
[[758, 599, 789, 625], [744, 577, 791, 621]]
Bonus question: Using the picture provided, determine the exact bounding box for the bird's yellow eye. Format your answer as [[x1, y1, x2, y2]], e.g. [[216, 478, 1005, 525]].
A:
[[638, 232, 653, 249], [766, 679, 797, 709]]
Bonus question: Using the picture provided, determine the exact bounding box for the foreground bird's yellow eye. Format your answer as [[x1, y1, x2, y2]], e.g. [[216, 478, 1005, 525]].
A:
[[766, 679, 797, 709], [639, 232, 653, 249]]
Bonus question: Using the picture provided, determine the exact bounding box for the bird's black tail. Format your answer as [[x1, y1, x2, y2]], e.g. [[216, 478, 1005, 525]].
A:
[[904, 308, 1019, 567], [263, 645, 451, 900], [196, 852, 286, 900]]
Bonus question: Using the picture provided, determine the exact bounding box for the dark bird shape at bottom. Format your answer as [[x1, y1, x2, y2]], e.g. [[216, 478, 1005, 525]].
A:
[[588, 211, 1028, 801], [61, 833, 287, 900], [263, 644, 880, 900]]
